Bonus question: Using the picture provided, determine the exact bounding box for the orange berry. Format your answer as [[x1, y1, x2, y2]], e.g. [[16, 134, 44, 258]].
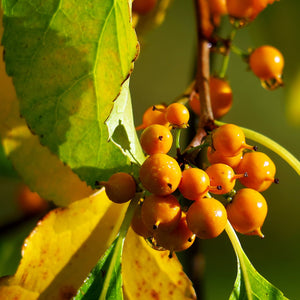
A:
[[212, 124, 255, 156], [136, 104, 169, 131], [179, 168, 210, 200], [207, 146, 243, 169], [139, 153, 181, 196], [99, 172, 136, 203], [140, 124, 173, 155], [131, 203, 153, 238], [132, 0, 157, 15], [236, 151, 277, 192], [205, 163, 246, 195], [208, 0, 228, 25], [141, 194, 181, 232], [226, 188, 267, 238], [154, 212, 196, 255], [165, 103, 190, 127], [186, 197, 227, 239], [249, 45, 284, 87], [189, 77, 233, 119]]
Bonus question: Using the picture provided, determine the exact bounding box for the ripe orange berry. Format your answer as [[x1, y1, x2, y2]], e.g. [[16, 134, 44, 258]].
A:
[[189, 77, 233, 119], [205, 163, 246, 195], [226, 0, 268, 21], [98, 172, 136, 203], [207, 146, 243, 169], [249, 45, 284, 87], [131, 203, 153, 239], [135, 104, 169, 131], [154, 212, 196, 256], [179, 168, 210, 200], [141, 194, 181, 232], [208, 0, 227, 25], [17, 185, 48, 215], [165, 103, 190, 127], [226, 188, 268, 238], [132, 0, 157, 15], [140, 124, 173, 155], [139, 153, 181, 196], [186, 197, 227, 239], [236, 151, 277, 192], [212, 124, 255, 156]]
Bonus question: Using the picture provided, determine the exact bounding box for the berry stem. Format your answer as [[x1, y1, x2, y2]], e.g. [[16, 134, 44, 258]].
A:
[[216, 121, 300, 175], [225, 221, 253, 300], [175, 128, 182, 151], [98, 195, 139, 300], [230, 44, 249, 59]]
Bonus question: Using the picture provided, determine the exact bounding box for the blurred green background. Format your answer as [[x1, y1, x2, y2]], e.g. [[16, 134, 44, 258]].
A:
[[0, 0, 299, 299]]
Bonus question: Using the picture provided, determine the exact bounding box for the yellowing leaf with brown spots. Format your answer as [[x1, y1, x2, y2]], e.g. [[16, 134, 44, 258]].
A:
[[123, 228, 196, 300], [0, 189, 128, 300], [0, 10, 93, 206]]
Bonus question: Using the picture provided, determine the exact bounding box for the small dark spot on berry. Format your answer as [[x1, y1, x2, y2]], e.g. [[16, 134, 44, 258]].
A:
[[253, 145, 258, 151], [244, 172, 248, 177], [152, 105, 156, 111], [188, 237, 192, 242], [217, 185, 222, 190], [274, 178, 279, 184], [168, 252, 173, 259], [158, 136, 163, 141], [153, 224, 158, 230], [167, 183, 172, 189]]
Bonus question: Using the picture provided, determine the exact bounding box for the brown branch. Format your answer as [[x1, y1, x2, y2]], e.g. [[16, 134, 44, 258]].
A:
[[188, 0, 215, 149]]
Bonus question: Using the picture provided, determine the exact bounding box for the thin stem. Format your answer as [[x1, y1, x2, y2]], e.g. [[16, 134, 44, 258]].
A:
[[99, 196, 139, 300], [230, 44, 249, 58], [175, 128, 182, 151], [225, 221, 253, 300], [216, 121, 300, 175]]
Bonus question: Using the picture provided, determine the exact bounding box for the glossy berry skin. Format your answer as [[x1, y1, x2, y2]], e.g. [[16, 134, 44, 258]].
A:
[[179, 168, 210, 200], [140, 124, 173, 155], [136, 104, 169, 131], [141, 194, 182, 232], [212, 124, 253, 156], [100, 172, 136, 203], [208, 0, 227, 25], [186, 197, 227, 239], [132, 0, 157, 15], [190, 77, 232, 119], [165, 103, 190, 127], [207, 146, 243, 169], [205, 163, 241, 195], [236, 152, 276, 192], [139, 153, 181, 196], [131, 204, 153, 239], [249, 45, 284, 83], [226, 188, 267, 237], [154, 212, 196, 253]]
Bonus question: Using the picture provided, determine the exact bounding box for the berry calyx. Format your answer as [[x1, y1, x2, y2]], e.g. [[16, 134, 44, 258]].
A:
[[226, 188, 268, 238], [139, 153, 182, 196], [178, 167, 210, 200], [212, 124, 255, 156], [249, 45, 284, 89], [165, 103, 190, 128], [186, 197, 227, 239], [135, 104, 169, 131], [98, 172, 136, 204], [140, 124, 173, 155], [141, 194, 182, 232], [236, 151, 277, 192]]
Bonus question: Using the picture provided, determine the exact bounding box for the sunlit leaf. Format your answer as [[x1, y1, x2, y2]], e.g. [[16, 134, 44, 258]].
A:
[[1, 0, 139, 186], [122, 228, 197, 300], [0, 10, 94, 206], [0, 189, 128, 299]]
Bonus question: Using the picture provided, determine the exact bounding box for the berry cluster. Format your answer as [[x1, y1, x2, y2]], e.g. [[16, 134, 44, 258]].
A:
[[99, 104, 279, 257]]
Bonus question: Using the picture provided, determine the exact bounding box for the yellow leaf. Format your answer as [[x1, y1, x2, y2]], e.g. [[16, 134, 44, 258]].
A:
[[0, 10, 93, 206], [0, 189, 128, 299], [123, 228, 196, 300]]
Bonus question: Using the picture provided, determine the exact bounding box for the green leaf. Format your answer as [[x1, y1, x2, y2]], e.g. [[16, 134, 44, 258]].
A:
[[2, 0, 139, 187], [226, 223, 288, 300], [74, 238, 122, 300]]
